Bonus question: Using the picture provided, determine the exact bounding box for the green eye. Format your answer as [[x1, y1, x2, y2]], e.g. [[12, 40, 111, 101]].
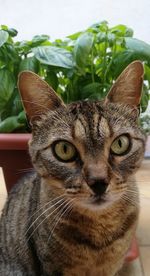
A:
[[52, 140, 77, 162], [111, 135, 130, 155]]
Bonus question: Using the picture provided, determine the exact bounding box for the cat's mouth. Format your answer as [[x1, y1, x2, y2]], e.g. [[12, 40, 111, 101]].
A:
[[90, 194, 106, 204], [65, 187, 122, 211], [66, 187, 107, 206]]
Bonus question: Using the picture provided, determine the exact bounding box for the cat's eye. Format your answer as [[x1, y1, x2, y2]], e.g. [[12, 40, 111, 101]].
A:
[[110, 135, 130, 155], [52, 140, 77, 162]]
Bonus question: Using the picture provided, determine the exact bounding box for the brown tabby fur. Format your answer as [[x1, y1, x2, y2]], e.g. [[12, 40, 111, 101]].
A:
[[0, 61, 146, 276]]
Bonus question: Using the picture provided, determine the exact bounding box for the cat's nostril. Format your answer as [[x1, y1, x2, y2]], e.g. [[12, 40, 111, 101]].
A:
[[87, 178, 108, 196]]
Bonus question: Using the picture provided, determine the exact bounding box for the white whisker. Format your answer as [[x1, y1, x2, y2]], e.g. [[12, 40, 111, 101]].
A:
[[25, 198, 69, 244], [25, 194, 66, 237], [16, 168, 34, 174], [47, 198, 74, 243]]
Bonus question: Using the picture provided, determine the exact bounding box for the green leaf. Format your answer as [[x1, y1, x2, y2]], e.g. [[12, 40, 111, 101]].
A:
[[14, 40, 31, 54], [110, 50, 135, 78], [19, 56, 39, 72], [73, 33, 94, 69], [0, 30, 9, 47], [110, 25, 133, 37], [67, 31, 82, 40], [0, 69, 15, 112], [31, 35, 50, 47], [81, 82, 103, 99], [33, 46, 74, 69], [125, 38, 150, 63], [45, 70, 58, 90], [11, 91, 24, 115], [144, 64, 150, 83], [109, 40, 150, 78], [1, 90, 19, 120], [4, 44, 20, 64], [1, 25, 8, 31], [96, 32, 107, 43], [107, 33, 116, 45], [0, 116, 24, 133], [89, 21, 108, 33], [17, 110, 27, 123], [141, 85, 149, 112], [125, 28, 134, 37], [7, 28, 18, 37]]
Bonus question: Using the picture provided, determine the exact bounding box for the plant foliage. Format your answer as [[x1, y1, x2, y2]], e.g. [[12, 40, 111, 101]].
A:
[[0, 22, 150, 133]]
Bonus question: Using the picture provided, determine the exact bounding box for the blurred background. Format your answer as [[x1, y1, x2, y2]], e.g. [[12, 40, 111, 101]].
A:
[[0, 0, 150, 42]]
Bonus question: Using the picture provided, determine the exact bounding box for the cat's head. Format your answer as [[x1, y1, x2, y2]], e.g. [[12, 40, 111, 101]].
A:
[[18, 61, 146, 208]]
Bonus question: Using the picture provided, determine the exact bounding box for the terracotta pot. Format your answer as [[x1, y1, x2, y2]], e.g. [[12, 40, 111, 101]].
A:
[[125, 236, 139, 262], [0, 134, 32, 192]]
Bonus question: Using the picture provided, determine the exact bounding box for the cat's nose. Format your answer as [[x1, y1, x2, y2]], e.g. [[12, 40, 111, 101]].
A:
[[87, 177, 108, 196], [83, 162, 108, 196]]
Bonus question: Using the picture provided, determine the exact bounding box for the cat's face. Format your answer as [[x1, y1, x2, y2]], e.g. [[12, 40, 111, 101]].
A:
[[28, 101, 145, 208], [18, 61, 146, 209]]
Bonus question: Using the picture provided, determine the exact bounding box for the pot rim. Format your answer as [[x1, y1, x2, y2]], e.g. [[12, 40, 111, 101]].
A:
[[0, 133, 31, 150]]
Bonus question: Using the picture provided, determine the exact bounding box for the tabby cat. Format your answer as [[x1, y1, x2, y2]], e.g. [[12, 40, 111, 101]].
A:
[[0, 61, 146, 276]]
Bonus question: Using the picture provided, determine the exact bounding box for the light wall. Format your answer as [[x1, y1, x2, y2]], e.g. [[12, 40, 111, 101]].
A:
[[0, 0, 150, 43]]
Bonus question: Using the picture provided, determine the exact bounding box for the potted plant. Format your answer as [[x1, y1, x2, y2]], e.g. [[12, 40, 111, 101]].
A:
[[0, 21, 150, 192]]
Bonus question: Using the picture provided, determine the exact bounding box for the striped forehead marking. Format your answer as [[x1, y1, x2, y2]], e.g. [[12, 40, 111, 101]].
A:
[[73, 111, 111, 142], [98, 116, 111, 138], [74, 116, 87, 139]]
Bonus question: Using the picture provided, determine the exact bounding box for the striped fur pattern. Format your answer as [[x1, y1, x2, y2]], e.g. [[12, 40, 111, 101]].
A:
[[0, 62, 146, 275]]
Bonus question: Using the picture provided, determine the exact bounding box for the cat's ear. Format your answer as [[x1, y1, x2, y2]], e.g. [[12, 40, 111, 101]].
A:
[[18, 71, 65, 122], [105, 61, 144, 106]]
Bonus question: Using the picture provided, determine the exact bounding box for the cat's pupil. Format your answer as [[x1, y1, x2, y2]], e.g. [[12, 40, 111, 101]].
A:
[[63, 144, 67, 154], [118, 139, 122, 148]]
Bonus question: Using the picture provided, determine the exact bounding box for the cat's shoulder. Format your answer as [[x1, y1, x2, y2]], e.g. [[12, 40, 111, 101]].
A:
[[10, 171, 37, 195], [1, 172, 40, 215]]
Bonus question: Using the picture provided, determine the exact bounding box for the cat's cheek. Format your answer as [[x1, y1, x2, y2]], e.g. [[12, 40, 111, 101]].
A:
[[42, 177, 65, 191], [31, 159, 49, 177], [118, 152, 144, 179]]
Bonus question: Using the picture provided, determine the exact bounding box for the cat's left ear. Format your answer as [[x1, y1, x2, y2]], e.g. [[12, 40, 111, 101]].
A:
[[105, 61, 144, 107], [18, 71, 65, 122]]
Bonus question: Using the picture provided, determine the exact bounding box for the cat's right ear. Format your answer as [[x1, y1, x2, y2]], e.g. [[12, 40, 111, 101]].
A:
[[105, 61, 144, 107], [18, 71, 65, 123]]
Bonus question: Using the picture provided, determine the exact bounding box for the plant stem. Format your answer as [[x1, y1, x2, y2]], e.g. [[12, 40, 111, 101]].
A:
[[104, 40, 116, 82], [102, 31, 108, 86], [91, 49, 95, 83]]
